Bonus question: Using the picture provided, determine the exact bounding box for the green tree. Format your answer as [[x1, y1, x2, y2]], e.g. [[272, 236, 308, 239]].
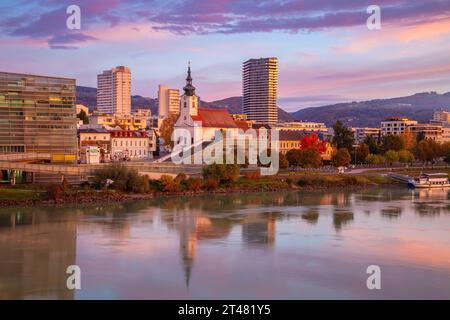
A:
[[398, 149, 415, 163], [298, 148, 322, 168], [363, 135, 380, 154], [384, 150, 399, 165], [365, 154, 385, 165], [77, 110, 89, 124], [381, 134, 404, 152], [332, 148, 351, 167], [332, 120, 354, 150]]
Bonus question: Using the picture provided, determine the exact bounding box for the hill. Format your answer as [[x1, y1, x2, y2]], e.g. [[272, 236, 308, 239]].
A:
[[76, 86, 294, 121], [292, 92, 450, 127]]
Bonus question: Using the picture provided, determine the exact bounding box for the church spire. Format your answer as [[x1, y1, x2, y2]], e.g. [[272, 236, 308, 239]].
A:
[[183, 61, 196, 96]]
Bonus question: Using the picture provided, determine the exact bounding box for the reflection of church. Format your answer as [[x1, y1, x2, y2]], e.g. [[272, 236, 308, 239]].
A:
[[175, 208, 277, 287]]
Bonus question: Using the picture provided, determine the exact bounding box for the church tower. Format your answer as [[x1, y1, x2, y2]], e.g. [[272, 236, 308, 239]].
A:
[[180, 62, 199, 121]]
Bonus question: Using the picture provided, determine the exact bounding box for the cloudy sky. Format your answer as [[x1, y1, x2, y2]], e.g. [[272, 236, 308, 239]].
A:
[[1, 0, 450, 111]]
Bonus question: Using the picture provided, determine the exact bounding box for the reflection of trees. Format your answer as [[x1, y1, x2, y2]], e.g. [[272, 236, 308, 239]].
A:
[[301, 209, 319, 225], [381, 207, 403, 219], [333, 210, 354, 231], [414, 203, 441, 217]]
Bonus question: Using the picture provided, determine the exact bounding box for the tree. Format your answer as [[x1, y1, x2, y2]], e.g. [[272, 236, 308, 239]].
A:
[[415, 139, 441, 164], [332, 148, 351, 167], [300, 133, 327, 153], [332, 120, 354, 150], [363, 135, 379, 154], [384, 150, 399, 165], [298, 148, 322, 168], [159, 113, 178, 149], [401, 129, 415, 150], [365, 154, 385, 165], [77, 110, 89, 124], [355, 143, 370, 164], [381, 134, 404, 152], [286, 149, 302, 168], [398, 149, 415, 163]]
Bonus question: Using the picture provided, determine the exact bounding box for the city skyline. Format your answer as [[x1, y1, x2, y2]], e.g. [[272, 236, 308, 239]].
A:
[[0, 0, 449, 111]]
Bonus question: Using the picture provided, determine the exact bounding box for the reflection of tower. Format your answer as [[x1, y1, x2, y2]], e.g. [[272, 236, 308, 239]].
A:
[[178, 211, 198, 288], [242, 214, 276, 247]]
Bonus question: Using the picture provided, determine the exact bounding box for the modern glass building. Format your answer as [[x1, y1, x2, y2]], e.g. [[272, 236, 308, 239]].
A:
[[0, 72, 77, 163]]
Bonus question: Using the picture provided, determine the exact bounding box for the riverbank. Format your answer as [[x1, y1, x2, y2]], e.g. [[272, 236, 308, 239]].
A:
[[0, 172, 400, 208]]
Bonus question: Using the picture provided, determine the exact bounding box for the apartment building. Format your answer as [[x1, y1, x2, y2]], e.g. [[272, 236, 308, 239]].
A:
[[243, 57, 278, 124], [97, 66, 131, 115], [380, 117, 418, 136], [351, 127, 381, 144], [158, 85, 180, 117]]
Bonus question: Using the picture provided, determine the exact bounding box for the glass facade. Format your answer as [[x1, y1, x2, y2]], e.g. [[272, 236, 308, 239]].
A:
[[0, 72, 77, 162]]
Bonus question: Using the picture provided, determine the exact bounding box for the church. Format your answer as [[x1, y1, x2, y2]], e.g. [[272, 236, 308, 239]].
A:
[[174, 64, 239, 146]]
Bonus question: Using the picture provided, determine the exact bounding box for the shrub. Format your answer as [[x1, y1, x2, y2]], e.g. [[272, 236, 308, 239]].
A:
[[186, 178, 203, 192], [160, 175, 182, 192], [203, 177, 220, 190], [244, 171, 261, 180], [92, 164, 149, 193], [202, 163, 240, 185], [365, 154, 385, 165]]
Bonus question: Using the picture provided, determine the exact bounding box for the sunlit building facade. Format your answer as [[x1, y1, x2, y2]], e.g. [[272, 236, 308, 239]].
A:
[[0, 72, 77, 162], [243, 57, 278, 124], [97, 66, 131, 115]]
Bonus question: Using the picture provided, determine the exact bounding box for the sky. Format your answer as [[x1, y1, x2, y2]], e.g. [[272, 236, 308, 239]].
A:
[[0, 0, 450, 112]]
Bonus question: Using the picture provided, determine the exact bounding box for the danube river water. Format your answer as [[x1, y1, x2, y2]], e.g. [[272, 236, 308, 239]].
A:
[[1, 188, 449, 299]]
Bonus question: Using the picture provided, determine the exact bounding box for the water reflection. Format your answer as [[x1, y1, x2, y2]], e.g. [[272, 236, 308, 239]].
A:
[[1, 187, 450, 299]]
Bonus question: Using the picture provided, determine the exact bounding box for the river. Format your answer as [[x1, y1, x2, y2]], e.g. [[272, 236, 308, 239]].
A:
[[1, 188, 449, 299]]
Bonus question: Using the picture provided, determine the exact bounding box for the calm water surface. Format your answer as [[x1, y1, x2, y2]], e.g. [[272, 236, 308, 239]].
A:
[[1, 188, 450, 299]]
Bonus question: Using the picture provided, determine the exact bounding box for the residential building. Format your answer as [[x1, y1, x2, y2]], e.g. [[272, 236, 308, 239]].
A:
[[158, 85, 180, 117], [97, 66, 131, 115], [274, 121, 328, 132], [408, 124, 444, 142], [277, 130, 304, 154], [0, 71, 77, 162], [433, 110, 450, 123], [231, 114, 248, 121], [351, 127, 381, 144], [110, 130, 151, 160], [380, 117, 418, 136], [243, 57, 278, 124], [89, 112, 148, 130], [78, 127, 111, 163]]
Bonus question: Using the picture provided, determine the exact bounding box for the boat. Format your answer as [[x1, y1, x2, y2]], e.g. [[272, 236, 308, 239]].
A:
[[408, 173, 450, 188]]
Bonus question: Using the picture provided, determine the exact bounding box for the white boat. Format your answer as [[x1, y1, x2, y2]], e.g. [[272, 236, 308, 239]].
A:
[[408, 173, 450, 188]]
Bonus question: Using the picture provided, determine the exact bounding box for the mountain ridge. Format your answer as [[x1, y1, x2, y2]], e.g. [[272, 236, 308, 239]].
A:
[[75, 86, 294, 121]]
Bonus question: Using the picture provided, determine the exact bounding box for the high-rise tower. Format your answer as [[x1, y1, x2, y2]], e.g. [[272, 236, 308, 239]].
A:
[[242, 57, 278, 124]]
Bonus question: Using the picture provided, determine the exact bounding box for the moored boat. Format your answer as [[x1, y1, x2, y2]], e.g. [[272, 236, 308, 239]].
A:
[[408, 173, 450, 188]]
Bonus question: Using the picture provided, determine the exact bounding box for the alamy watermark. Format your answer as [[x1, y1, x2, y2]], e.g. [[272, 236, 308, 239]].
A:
[[66, 265, 81, 290], [367, 5, 381, 30], [66, 5, 81, 30], [366, 265, 381, 290]]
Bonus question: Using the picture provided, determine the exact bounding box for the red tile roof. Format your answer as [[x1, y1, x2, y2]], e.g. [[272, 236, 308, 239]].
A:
[[193, 108, 238, 128]]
